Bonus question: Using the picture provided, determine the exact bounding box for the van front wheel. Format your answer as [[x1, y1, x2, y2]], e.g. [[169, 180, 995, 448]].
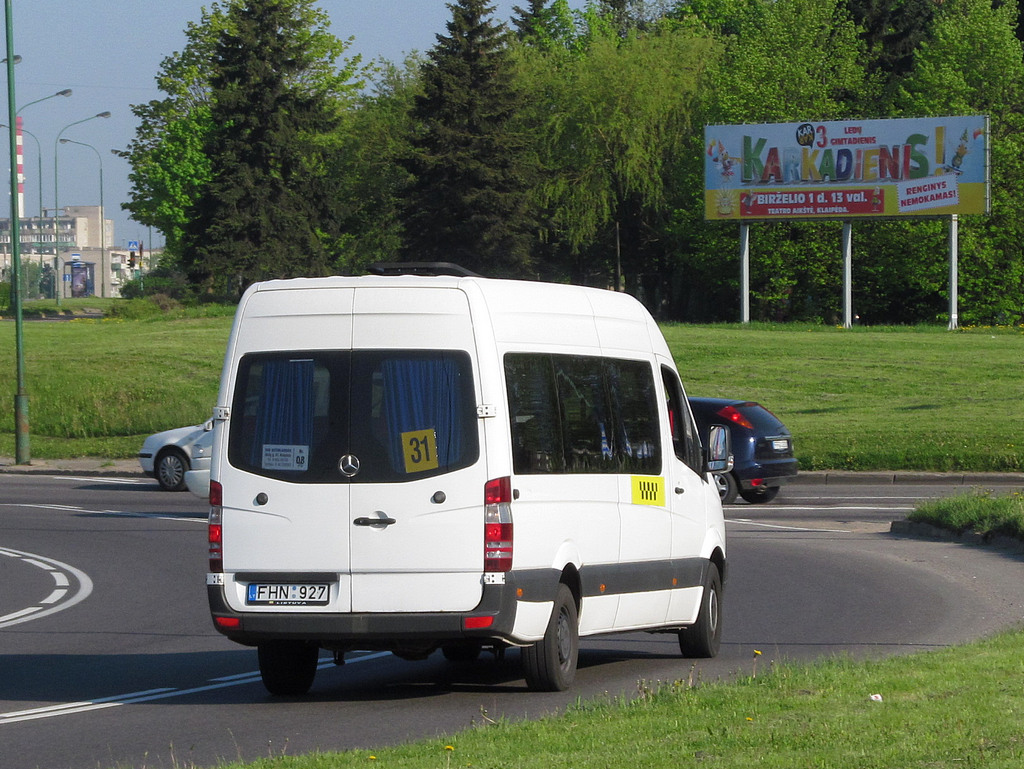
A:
[[522, 584, 579, 691], [678, 562, 722, 658], [257, 640, 319, 696]]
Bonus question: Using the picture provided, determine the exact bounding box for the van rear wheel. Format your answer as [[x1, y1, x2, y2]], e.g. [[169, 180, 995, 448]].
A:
[[257, 640, 319, 695], [522, 584, 578, 691], [678, 562, 722, 658]]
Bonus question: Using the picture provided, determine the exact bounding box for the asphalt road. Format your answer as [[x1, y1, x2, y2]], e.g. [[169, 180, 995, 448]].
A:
[[2, 474, 1023, 769]]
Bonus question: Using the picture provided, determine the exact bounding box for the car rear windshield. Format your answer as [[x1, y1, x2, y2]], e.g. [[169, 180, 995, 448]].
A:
[[228, 350, 479, 483], [738, 403, 787, 435]]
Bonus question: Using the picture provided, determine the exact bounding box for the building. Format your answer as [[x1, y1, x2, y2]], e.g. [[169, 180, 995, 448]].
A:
[[0, 205, 142, 299]]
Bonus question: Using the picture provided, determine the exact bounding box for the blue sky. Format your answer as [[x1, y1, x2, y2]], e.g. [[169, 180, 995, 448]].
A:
[[8, 1, 557, 249]]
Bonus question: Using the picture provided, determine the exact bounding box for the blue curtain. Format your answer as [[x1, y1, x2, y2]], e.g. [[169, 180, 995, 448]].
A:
[[250, 359, 315, 468], [380, 357, 463, 472]]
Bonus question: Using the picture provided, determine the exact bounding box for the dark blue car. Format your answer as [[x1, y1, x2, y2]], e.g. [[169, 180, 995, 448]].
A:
[[688, 397, 798, 504]]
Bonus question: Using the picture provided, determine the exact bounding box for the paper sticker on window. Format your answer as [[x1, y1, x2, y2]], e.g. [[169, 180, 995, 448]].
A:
[[401, 429, 439, 473], [631, 476, 665, 506], [262, 444, 309, 472]]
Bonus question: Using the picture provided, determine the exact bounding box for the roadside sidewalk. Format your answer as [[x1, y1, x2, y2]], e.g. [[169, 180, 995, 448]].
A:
[[0, 456, 145, 476]]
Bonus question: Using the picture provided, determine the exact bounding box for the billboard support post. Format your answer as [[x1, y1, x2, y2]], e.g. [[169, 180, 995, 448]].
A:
[[740, 223, 750, 323], [842, 221, 853, 328], [948, 215, 959, 330]]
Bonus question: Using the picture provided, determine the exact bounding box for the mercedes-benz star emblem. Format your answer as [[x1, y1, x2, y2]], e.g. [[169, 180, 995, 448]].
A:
[[339, 454, 360, 477]]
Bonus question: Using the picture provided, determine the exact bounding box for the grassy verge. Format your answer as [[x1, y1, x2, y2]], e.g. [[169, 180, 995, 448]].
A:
[[1, 317, 1023, 466], [662, 323, 1024, 472], [191, 629, 1024, 769], [909, 490, 1024, 540]]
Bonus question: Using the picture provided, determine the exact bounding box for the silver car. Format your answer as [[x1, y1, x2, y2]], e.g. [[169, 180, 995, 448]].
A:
[[138, 422, 211, 491]]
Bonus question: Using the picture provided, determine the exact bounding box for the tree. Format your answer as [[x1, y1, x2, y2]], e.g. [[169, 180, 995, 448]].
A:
[[519, 27, 717, 294], [893, 0, 1024, 324], [845, 0, 937, 107], [400, 0, 536, 277], [180, 0, 362, 296], [119, 4, 229, 258]]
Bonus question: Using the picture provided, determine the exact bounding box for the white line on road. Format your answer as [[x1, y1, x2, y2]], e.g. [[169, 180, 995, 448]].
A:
[[0, 653, 392, 725], [726, 518, 854, 533], [0, 548, 93, 629]]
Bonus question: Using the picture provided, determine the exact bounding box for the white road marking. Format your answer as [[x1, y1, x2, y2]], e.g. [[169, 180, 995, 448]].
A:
[[0, 548, 93, 629], [0, 653, 392, 725], [1, 502, 205, 524], [726, 518, 853, 533]]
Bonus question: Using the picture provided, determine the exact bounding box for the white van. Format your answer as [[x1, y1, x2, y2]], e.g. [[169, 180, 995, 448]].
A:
[[205, 272, 731, 695]]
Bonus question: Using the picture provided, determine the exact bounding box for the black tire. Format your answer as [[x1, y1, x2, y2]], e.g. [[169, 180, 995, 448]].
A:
[[715, 472, 739, 504], [739, 485, 780, 504], [441, 641, 483, 662], [257, 641, 319, 696], [522, 583, 579, 691], [155, 449, 189, 491], [678, 562, 722, 658]]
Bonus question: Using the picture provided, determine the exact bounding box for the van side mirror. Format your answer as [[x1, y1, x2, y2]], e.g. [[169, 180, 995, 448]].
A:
[[704, 424, 733, 475]]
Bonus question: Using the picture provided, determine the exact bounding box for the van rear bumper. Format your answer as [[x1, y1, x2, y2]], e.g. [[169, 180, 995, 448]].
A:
[[208, 577, 520, 648]]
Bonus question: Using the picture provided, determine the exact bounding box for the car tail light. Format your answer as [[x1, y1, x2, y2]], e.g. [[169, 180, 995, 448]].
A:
[[208, 480, 223, 573], [484, 477, 513, 572], [715, 405, 754, 430]]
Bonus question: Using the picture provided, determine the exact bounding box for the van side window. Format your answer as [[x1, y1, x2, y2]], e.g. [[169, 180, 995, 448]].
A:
[[661, 366, 702, 474], [505, 353, 660, 475]]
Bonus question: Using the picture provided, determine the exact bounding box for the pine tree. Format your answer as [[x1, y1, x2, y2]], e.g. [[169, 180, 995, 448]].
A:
[[181, 0, 356, 296], [400, 0, 535, 277]]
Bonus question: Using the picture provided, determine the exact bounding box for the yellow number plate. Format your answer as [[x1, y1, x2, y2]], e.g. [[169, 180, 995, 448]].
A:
[[401, 429, 439, 473]]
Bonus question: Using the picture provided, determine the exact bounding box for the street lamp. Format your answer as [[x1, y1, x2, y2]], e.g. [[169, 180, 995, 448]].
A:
[[59, 138, 105, 298], [4, 0, 28, 462], [53, 111, 109, 305]]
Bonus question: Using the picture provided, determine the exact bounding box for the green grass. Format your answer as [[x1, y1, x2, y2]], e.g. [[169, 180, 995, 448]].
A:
[[910, 490, 1024, 539], [167, 629, 1024, 769], [1, 317, 1023, 465], [662, 323, 1024, 472]]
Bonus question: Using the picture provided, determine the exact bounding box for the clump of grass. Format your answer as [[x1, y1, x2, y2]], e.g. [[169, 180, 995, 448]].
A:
[[909, 489, 1024, 540]]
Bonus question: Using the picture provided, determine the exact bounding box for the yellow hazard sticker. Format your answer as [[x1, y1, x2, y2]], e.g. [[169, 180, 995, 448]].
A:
[[401, 429, 439, 473], [631, 476, 665, 506]]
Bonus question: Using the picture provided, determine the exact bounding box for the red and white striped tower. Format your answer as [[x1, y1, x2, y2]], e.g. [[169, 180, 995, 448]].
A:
[[15, 115, 24, 218]]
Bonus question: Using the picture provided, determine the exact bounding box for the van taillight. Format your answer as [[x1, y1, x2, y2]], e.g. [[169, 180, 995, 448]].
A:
[[208, 480, 223, 573], [484, 477, 513, 572]]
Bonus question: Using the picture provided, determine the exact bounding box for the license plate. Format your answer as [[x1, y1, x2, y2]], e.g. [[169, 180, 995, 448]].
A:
[[246, 583, 330, 606], [772, 439, 790, 451]]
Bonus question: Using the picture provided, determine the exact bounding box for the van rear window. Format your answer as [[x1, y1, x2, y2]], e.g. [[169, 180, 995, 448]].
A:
[[505, 353, 661, 475], [229, 350, 478, 483]]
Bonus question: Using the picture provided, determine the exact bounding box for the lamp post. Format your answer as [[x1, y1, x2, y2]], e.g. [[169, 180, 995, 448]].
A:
[[53, 111, 109, 304], [4, 0, 28, 462], [59, 138, 104, 298]]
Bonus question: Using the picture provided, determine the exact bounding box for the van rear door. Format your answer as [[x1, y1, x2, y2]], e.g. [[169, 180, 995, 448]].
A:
[[221, 285, 485, 616]]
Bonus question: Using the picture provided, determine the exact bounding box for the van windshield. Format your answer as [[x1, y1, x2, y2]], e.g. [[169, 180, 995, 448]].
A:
[[228, 350, 479, 483]]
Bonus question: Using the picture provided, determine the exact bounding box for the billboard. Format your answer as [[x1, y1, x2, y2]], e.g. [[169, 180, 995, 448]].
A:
[[704, 116, 989, 220]]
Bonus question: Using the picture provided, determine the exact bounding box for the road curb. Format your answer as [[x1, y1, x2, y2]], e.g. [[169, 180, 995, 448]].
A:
[[794, 471, 1024, 486], [890, 519, 1024, 554]]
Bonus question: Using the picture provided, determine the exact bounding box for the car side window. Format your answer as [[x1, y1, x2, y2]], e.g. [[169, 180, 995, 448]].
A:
[[661, 366, 702, 475]]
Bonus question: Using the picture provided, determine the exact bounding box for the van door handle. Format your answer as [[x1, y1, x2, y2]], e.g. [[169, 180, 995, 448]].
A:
[[354, 515, 397, 527]]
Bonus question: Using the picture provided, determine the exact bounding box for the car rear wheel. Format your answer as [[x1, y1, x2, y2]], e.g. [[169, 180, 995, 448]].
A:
[[739, 486, 780, 504], [522, 583, 579, 691], [257, 640, 319, 696], [714, 471, 739, 504], [678, 561, 722, 658], [155, 449, 189, 491]]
